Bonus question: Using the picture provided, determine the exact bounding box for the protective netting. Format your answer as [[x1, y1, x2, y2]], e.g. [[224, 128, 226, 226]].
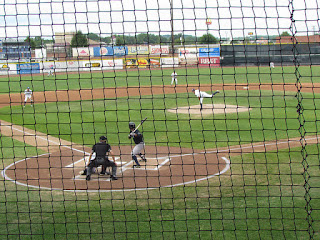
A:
[[0, 0, 319, 239]]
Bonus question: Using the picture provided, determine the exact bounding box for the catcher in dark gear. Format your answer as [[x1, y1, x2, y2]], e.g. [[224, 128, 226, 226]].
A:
[[128, 122, 146, 167], [85, 136, 118, 181]]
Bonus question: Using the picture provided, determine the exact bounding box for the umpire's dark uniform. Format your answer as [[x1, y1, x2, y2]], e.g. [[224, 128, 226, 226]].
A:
[[86, 136, 117, 181]]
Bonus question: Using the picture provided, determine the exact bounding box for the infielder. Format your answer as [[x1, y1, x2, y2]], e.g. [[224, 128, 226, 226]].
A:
[[192, 88, 220, 110], [270, 62, 275, 68], [48, 65, 55, 76], [128, 122, 146, 168], [85, 136, 118, 181], [23, 87, 33, 107], [171, 70, 178, 86]]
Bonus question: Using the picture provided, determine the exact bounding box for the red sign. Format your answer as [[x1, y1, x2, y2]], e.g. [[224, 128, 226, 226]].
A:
[[150, 45, 169, 55], [198, 57, 220, 66]]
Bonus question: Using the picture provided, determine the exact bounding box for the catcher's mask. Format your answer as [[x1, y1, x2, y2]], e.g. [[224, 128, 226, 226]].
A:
[[99, 136, 107, 141]]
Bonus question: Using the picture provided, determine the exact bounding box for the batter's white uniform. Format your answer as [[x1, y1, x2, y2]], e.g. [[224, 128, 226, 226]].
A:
[[171, 71, 178, 85], [132, 142, 145, 156]]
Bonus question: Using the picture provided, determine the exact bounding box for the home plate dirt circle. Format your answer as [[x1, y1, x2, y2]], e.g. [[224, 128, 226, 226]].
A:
[[3, 145, 228, 192]]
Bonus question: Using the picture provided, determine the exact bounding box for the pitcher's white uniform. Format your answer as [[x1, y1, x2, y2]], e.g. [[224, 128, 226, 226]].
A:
[[192, 89, 219, 110]]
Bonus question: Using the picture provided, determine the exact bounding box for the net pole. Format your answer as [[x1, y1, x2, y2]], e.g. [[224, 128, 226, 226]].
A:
[[289, 0, 315, 238]]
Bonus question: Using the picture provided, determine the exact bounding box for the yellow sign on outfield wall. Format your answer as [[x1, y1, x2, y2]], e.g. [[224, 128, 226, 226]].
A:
[[127, 45, 149, 55], [125, 58, 150, 68]]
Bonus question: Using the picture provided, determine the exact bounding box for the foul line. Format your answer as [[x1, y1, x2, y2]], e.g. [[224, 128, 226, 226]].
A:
[[1, 124, 90, 155]]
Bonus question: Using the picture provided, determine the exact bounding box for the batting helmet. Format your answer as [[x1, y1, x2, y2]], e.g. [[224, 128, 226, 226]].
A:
[[129, 122, 135, 129], [99, 136, 107, 141]]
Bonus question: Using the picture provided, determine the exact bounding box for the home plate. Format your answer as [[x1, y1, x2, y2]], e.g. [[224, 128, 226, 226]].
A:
[[127, 156, 171, 171], [66, 156, 124, 169]]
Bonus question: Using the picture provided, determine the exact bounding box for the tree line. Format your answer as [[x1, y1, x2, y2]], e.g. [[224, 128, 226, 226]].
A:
[[25, 31, 293, 49], [24, 31, 219, 49]]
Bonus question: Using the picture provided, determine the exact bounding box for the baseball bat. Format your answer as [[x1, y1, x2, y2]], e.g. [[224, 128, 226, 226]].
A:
[[133, 117, 147, 132]]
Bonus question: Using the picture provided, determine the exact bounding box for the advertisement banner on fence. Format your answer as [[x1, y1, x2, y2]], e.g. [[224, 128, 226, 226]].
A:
[[113, 46, 128, 56], [127, 45, 149, 55], [125, 58, 137, 68], [199, 47, 220, 57], [179, 57, 198, 65], [149, 58, 161, 67], [43, 61, 67, 72], [125, 58, 149, 68], [66, 61, 80, 71], [0, 63, 10, 71], [136, 58, 149, 68], [94, 46, 128, 56], [160, 57, 179, 67], [149, 45, 169, 55], [80, 59, 123, 71], [17, 63, 40, 74], [0, 63, 12, 75], [198, 57, 220, 66], [82, 60, 102, 71], [102, 59, 123, 70], [178, 48, 198, 58], [94, 47, 113, 56], [73, 47, 91, 57]]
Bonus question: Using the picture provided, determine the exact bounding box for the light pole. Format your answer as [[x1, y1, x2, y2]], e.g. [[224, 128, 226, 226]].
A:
[[170, 0, 174, 55]]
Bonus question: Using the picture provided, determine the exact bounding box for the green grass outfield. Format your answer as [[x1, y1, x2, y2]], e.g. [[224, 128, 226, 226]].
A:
[[0, 66, 319, 239], [0, 65, 320, 93], [0, 90, 313, 148]]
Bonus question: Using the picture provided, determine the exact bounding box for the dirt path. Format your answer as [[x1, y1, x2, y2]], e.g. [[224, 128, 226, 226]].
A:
[[1, 82, 319, 108]]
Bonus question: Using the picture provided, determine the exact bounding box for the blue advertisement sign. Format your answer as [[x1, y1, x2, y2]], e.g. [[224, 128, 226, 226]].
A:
[[94, 47, 113, 56], [17, 63, 40, 74], [199, 47, 220, 57], [93, 46, 128, 57]]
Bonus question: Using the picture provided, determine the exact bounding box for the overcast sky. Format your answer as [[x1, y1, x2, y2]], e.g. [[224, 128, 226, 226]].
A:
[[0, 0, 319, 39]]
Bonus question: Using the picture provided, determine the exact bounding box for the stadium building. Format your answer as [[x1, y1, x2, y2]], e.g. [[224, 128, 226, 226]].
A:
[[0, 39, 31, 61]]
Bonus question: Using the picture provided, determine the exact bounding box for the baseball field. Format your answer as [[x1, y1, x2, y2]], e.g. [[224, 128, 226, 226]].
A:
[[0, 65, 319, 239]]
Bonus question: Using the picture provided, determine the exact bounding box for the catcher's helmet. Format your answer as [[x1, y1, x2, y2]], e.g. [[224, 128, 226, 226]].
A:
[[129, 122, 136, 129], [99, 136, 107, 141]]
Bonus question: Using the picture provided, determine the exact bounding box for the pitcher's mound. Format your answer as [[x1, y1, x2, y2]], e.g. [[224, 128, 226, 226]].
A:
[[167, 104, 251, 116]]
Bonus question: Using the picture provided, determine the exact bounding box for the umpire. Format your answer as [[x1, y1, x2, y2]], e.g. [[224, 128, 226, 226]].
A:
[[86, 136, 118, 181]]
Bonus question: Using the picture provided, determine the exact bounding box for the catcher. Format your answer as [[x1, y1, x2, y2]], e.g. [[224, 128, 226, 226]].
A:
[[85, 136, 118, 181], [128, 122, 146, 168]]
